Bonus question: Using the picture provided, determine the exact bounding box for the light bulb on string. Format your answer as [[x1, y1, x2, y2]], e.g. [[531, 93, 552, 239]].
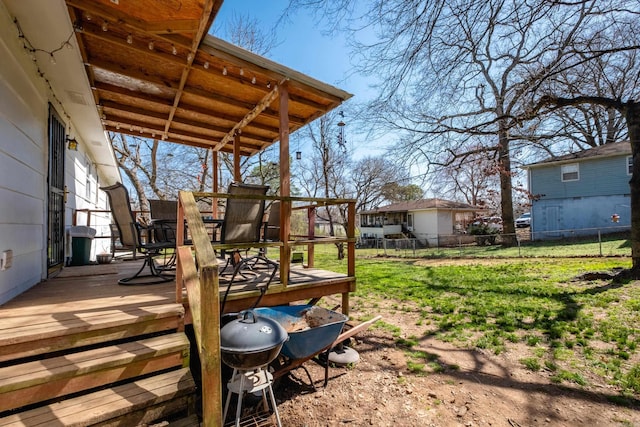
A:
[[203, 61, 209, 69], [126, 34, 132, 44]]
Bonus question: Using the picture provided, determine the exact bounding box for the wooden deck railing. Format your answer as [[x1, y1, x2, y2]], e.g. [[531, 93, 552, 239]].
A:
[[174, 190, 355, 426]]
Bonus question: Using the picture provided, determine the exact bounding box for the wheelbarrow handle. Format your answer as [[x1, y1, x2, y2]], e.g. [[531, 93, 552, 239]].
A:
[[331, 315, 382, 348]]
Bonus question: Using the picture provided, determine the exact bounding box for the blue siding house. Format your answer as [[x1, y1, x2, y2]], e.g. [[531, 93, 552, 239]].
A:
[[523, 142, 631, 239]]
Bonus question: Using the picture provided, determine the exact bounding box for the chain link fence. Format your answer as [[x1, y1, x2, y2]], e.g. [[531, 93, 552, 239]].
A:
[[356, 225, 631, 258]]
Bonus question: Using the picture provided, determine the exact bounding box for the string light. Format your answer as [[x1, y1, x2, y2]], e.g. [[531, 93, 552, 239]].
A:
[[187, 53, 193, 62], [172, 44, 177, 55], [203, 61, 209, 69], [148, 41, 154, 50], [222, 66, 227, 75], [15, 17, 75, 67], [239, 68, 244, 76], [251, 76, 256, 84], [102, 21, 108, 32], [126, 33, 132, 44], [13, 17, 74, 130]]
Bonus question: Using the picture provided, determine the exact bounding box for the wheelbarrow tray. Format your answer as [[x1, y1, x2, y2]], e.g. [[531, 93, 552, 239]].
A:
[[253, 305, 348, 360]]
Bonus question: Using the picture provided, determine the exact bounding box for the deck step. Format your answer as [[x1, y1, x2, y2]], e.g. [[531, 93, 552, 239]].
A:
[[167, 413, 201, 426], [0, 367, 195, 427], [0, 332, 190, 413], [0, 303, 185, 362]]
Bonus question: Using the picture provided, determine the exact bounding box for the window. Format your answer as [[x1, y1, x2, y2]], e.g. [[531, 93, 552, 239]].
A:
[[561, 163, 579, 182], [627, 156, 633, 176]]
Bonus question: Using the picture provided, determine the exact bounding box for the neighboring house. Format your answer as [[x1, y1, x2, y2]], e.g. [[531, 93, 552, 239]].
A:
[[0, 1, 118, 304], [522, 141, 632, 239], [358, 199, 479, 246]]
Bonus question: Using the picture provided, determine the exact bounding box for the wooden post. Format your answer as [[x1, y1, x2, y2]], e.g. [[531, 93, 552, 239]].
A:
[[176, 200, 185, 304], [307, 206, 315, 268], [343, 200, 356, 316], [212, 149, 218, 219], [200, 265, 222, 427], [233, 133, 241, 182], [279, 84, 291, 286]]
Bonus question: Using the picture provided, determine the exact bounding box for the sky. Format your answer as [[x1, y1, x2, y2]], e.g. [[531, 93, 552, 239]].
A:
[[214, 1, 364, 100], [211, 1, 386, 158]]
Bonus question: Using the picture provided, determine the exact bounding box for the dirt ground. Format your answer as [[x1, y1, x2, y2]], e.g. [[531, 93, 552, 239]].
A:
[[269, 291, 640, 427]]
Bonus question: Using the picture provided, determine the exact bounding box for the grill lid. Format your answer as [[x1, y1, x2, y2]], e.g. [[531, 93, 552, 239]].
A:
[[220, 309, 288, 354]]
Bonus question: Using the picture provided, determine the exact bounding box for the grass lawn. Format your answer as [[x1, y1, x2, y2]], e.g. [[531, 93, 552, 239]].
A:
[[311, 242, 640, 400]]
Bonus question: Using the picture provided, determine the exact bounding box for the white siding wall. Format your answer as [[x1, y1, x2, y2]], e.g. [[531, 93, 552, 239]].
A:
[[412, 211, 438, 245], [436, 210, 453, 235], [0, 2, 113, 304], [410, 210, 457, 246], [0, 1, 49, 304], [65, 153, 112, 260]]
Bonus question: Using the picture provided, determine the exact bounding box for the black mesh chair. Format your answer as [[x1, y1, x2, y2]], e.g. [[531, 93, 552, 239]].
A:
[[148, 199, 178, 243], [101, 183, 174, 285], [149, 199, 178, 269], [216, 183, 279, 312]]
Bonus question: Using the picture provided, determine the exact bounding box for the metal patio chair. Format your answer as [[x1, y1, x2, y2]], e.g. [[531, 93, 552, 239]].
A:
[[101, 183, 175, 285], [217, 182, 279, 312], [148, 199, 179, 269]]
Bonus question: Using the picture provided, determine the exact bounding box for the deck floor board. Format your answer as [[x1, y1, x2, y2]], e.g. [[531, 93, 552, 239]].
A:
[[0, 258, 354, 336]]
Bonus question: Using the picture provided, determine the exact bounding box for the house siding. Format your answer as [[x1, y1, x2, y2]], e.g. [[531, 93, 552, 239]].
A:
[[531, 156, 630, 199], [411, 210, 460, 246], [532, 195, 630, 238], [0, 1, 49, 304], [529, 150, 631, 239], [0, 2, 113, 304]]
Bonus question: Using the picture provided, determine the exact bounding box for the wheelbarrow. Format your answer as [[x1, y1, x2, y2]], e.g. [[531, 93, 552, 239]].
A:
[[253, 305, 381, 386]]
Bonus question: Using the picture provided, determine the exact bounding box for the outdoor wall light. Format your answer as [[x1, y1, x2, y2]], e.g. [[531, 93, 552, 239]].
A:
[[66, 136, 78, 151]]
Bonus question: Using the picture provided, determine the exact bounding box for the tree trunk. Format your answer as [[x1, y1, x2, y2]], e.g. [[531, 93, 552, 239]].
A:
[[498, 126, 516, 246], [626, 101, 640, 272]]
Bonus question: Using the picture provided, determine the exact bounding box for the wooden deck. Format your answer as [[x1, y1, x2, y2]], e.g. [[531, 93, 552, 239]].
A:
[[0, 255, 354, 426], [0, 255, 355, 326]]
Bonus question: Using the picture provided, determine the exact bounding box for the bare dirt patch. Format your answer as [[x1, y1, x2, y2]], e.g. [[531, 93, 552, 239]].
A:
[[270, 294, 640, 427]]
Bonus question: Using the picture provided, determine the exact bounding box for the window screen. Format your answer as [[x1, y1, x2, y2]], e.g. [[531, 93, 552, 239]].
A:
[[561, 163, 579, 182]]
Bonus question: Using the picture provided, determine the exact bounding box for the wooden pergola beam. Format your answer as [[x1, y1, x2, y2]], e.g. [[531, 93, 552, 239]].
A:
[[163, 0, 216, 141], [213, 80, 286, 151]]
